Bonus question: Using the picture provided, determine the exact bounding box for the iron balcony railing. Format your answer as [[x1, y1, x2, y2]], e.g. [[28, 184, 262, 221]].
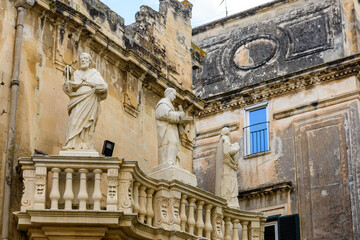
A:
[[243, 121, 269, 156]]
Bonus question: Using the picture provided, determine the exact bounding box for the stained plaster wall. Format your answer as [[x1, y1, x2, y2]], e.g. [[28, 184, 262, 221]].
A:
[[0, 0, 199, 238], [194, 73, 360, 239]]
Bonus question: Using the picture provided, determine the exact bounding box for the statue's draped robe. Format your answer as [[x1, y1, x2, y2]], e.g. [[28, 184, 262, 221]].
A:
[[215, 136, 240, 207], [155, 98, 182, 165], [62, 68, 108, 149]]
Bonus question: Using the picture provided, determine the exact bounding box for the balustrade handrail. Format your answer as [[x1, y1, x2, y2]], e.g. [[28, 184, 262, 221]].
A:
[[122, 160, 227, 207], [17, 155, 266, 240]]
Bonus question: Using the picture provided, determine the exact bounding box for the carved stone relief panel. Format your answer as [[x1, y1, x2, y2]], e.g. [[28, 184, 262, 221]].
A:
[[153, 190, 181, 231], [21, 169, 36, 211], [279, 13, 333, 60], [211, 206, 223, 240], [33, 167, 47, 209]]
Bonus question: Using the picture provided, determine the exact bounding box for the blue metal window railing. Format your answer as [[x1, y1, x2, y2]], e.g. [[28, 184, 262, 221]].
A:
[[243, 121, 269, 155]]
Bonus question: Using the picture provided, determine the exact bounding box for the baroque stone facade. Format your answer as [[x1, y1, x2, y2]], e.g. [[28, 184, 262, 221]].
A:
[[2, 0, 360, 239], [193, 0, 360, 239], [0, 0, 209, 239]]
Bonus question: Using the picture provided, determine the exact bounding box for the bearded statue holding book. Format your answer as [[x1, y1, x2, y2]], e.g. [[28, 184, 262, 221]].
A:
[[62, 52, 108, 152]]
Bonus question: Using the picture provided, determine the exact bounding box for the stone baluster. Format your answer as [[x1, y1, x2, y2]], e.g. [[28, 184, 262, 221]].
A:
[[49, 168, 61, 210], [146, 188, 155, 226], [180, 194, 187, 231], [107, 169, 119, 211], [204, 204, 213, 239], [139, 185, 147, 223], [92, 169, 102, 210], [78, 169, 89, 210], [196, 201, 204, 236], [232, 219, 240, 240], [241, 221, 249, 240], [187, 197, 196, 235], [63, 168, 74, 210], [224, 217, 232, 240], [133, 182, 140, 214]]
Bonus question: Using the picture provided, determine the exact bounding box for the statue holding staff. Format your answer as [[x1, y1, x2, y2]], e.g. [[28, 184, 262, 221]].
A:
[[62, 52, 108, 151]]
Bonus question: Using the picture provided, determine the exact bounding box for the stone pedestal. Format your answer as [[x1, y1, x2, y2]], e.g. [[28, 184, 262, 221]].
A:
[[59, 149, 100, 157], [153, 190, 181, 231], [149, 163, 197, 186]]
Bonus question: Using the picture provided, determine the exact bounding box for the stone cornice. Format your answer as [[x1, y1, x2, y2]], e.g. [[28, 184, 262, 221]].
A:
[[273, 89, 360, 120], [32, 0, 205, 111], [196, 122, 238, 140], [198, 54, 360, 117], [238, 182, 293, 200]]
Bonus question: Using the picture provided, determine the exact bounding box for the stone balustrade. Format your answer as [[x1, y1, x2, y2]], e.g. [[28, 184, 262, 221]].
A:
[[16, 155, 266, 240]]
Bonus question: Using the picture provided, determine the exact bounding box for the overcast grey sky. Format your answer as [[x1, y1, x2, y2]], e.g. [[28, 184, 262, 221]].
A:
[[101, 0, 274, 27]]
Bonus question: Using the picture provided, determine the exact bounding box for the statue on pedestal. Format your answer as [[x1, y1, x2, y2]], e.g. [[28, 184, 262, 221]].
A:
[[215, 127, 240, 208], [149, 88, 197, 186], [61, 52, 108, 153], [155, 88, 192, 166]]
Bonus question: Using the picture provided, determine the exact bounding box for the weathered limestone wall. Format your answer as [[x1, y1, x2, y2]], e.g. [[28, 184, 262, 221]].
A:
[[0, 1, 16, 235], [192, 0, 360, 99], [126, 0, 194, 91], [0, 0, 201, 237]]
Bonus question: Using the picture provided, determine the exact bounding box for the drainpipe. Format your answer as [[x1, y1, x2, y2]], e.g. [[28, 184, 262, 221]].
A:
[[2, 1, 35, 239]]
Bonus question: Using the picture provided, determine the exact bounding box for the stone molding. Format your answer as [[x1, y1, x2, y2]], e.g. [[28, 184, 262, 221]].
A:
[[273, 89, 360, 120], [238, 182, 293, 200], [196, 122, 239, 140], [198, 55, 360, 117]]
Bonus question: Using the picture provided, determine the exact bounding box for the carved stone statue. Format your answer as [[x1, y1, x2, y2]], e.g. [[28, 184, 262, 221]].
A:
[[61, 52, 108, 153], [155, 88, 192, 166], [150, 88, 196, 186], [215, 127, 240, 208]]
